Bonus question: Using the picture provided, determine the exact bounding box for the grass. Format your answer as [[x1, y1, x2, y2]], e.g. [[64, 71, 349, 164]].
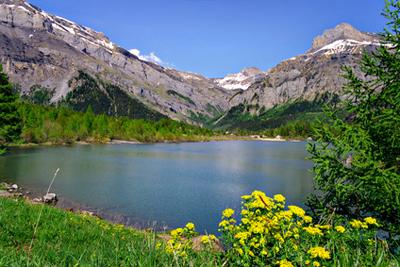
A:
[[0, 197, 222, 266], [0, 196, 398, 266]]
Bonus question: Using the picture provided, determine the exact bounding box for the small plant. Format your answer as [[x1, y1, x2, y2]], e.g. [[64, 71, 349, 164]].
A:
[[159, 222, 218, 258]]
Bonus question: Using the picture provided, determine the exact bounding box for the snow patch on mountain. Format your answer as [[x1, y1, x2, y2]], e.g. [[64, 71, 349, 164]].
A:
[[4, 1, 116, 52], [311, 39, 382, 55], [215, 67, 265, 90]]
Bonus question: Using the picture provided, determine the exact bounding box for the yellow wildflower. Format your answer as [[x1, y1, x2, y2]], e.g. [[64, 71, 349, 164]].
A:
[[317, 224, 331, 230], [234, 231, 250, 240], [248, 250, 255, 257], [308, 246, 331, 260], [274, 233, 285, 243], [274, 194, 286, 202], [170, 228, 184, 237], [335, 225, 346, 233], [249, 221, 265, 234], [241, 194, 252, 200], [313, 261, 321, 267], [241, 218, 250, 224], [303, 226, 323, 236], [304, 215, 313, 223], [350, 219, 368, 229], [277, 210, 293, 220], [364, 217, 378, 226], [222, 208, 235, 218], [236, 247, 244, 255], [284, 230, 293, 238], [201, 235, 210, 244], [277, 259, 294, 267], [185, 222, 195, 231], [288, 205, 306, 217], [219, 220, 229, 228]]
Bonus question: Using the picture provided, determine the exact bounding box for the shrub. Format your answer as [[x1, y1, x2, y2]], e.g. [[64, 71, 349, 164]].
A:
[[166, 191, 395, 266], [218, 190, 386, 266]]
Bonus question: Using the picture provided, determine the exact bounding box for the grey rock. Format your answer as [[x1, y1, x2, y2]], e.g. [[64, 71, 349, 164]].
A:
[[32, 197, 43, 203], [10, 184, 18, 190], [43, 193, 57, 204]]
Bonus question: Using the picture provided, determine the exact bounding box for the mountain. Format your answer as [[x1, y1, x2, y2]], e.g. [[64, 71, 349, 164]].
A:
[[0, 0, 384, 130], [213, 23, 383, 129], [213, 67, 265, 91], [0, 0, 232, 122]]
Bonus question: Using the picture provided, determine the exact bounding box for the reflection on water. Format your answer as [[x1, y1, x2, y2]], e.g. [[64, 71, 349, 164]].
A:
[[0, 141, 313, 233]]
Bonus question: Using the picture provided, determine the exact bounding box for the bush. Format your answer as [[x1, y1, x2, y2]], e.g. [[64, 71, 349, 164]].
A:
[[219, 191, 387, 266], [166, 191, 396, 266]]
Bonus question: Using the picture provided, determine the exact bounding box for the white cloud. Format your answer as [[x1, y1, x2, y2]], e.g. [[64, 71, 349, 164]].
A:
[[129, 49, 168, 66]]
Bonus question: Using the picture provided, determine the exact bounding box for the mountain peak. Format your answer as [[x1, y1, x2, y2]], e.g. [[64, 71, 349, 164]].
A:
[[310, 23, 375, 51], [214, 67, 265, 91], [240, 67, 263, 76]]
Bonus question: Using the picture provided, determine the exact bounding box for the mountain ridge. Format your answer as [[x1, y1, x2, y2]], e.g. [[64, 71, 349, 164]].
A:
[[0, 0, 384, 129], [0, 0, 232, 123]]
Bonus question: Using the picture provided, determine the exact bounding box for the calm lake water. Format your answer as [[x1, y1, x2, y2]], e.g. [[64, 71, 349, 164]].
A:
[[0, 141, 313, 233]]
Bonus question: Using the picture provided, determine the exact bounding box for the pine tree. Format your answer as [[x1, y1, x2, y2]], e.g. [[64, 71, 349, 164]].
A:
[[307, 0, 400, 240], [0, 65, 21, 153]]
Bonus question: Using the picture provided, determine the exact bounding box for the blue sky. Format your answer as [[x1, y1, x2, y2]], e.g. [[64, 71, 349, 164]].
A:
[[29, 0, 386, 77]]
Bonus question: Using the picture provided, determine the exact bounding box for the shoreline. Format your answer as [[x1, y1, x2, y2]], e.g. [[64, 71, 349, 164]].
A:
[[7, 135, 305, 149], [0, 181, 168, 231]]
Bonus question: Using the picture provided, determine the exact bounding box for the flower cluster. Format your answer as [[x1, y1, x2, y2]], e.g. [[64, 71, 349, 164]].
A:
[[164, 222, 197, 257], [161, 222, 219, 257], [218, 190, 380, 266]]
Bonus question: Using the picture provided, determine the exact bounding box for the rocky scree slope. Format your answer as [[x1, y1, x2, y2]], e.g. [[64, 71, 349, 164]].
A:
[[0, 0, 232, 122]]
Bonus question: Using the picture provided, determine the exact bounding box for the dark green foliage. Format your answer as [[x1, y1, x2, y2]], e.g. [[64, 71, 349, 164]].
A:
[[18, 103, 213, 144], [22, 85, 55, 105], [205, 103, 223, 117], [0, 65, 21, 153], [167, 90, 196, 106], [63, 71, 166, 121], [307, 0, 400, 243], [211, 94, 339, 137]]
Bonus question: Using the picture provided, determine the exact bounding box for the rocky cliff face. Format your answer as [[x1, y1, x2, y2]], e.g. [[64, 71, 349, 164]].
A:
[[226, 23, 382, 112], [0, 0, 232, 122]]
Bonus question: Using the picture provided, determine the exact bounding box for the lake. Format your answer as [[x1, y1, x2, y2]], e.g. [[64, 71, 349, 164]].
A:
[[0, 141, 313, 233]]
